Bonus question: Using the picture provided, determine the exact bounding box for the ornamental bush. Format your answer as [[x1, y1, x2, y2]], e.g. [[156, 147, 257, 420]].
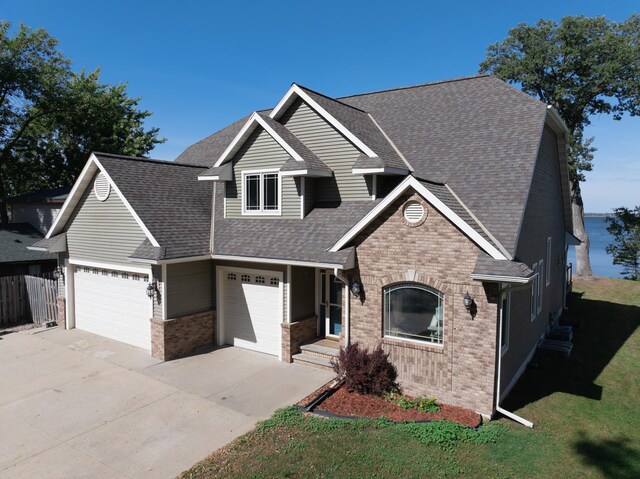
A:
[[331, 342, 399, 396]]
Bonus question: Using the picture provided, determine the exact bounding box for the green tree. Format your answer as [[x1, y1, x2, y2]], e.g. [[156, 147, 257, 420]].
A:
[[606, 206, 640, 280], [0, 22, 164, 224], [479, 14, 640, 277], [0, 22, 70, 223]]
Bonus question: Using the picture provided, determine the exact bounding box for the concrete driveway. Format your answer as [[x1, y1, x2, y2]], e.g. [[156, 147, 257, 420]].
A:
[[0, 328, 333, 479]]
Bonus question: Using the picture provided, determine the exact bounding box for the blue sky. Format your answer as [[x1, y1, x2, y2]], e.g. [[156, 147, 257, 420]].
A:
[[3, 0, 638, 212]]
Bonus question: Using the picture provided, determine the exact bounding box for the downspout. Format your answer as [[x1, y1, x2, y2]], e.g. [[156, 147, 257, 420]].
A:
[[495, 284, 534, 428], [334, 268, 350, 345]]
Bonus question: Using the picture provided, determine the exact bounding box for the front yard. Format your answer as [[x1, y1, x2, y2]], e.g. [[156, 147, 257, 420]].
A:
[[179, 277, 640, 478]]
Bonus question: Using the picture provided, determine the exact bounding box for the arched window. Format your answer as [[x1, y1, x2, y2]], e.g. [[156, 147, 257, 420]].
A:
[[383, 283, 444, 344]]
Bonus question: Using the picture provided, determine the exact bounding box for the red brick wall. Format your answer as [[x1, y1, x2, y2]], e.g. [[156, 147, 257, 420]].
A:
[[151, 310, 216, 361], [351, 192, 499, 415], [281, 315, 318, 362]]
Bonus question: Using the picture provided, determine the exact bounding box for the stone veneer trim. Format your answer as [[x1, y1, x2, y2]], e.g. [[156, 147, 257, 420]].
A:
[[151, 310, 216, 361]]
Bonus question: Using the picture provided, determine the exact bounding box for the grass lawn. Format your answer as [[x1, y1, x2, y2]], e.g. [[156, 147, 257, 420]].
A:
[[179, 278, 640, 479]]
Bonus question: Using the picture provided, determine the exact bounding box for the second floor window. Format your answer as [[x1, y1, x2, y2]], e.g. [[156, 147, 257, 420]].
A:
[[243, 171, 279, 214]]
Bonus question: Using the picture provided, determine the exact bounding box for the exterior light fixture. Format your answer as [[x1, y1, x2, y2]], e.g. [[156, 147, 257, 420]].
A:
[[146, 280, 157, 299], [463, 291, 477, 318], [351, 281, 361, 297], [52, 266, 63, 281]]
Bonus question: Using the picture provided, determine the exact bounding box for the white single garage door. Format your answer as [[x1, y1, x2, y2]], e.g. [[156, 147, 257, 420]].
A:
[[221, 269, 283, 356], [74, 266, 151, 350]]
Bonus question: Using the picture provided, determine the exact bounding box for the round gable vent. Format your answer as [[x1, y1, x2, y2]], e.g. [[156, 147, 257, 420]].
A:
[[403, 201, 425, 224], [94, 173, 111, 202]]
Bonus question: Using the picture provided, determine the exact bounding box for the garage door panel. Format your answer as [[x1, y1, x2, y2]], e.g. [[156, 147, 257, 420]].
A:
[[222, 270, 281, 356], [74, 267, 151, 351]]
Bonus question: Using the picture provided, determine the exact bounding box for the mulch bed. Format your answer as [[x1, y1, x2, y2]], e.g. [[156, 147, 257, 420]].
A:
[[314, 386, 481, 428]]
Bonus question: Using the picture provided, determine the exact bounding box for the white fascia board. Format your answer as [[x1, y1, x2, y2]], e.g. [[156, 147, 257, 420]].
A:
[[92, 157, 160, 247], [329, 176, 507, 260], [269, 84, 378, 158], [470, 273, 533, 284], [46, 155, 99, 238], [213, 113, 260, 168], [26, 246, 48, 252], [211, 254, 347, 270], [280, 169, 333, 178], [546, 105, 569, 134], [352, 167, 409, 176]]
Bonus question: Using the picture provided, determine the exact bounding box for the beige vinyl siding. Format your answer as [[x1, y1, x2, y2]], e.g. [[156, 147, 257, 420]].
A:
[[225, 128, 300, 218], [281, 98, 370, 202], [65, 174, 147, 267], [290, 266, 316, 321], [501, 124, 566, 393], [11, 204, 61, 234], [166, 260, 214, 318]]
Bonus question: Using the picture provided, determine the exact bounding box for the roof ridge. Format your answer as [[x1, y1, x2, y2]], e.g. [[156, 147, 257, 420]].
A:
[[295, 84, 369, 114], [337, 74, 493, 99], [94, 152, 206, 169]]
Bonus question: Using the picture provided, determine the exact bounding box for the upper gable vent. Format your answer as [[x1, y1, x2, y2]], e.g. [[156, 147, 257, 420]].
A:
[[403, 201, 425, 224], [94, 173, 111, 202]]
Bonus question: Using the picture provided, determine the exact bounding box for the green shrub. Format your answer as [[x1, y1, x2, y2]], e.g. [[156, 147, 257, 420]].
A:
[[384, 391, 441, 413]]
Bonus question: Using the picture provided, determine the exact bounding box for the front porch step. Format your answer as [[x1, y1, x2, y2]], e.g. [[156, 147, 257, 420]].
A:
[[292, 353, 334, 371], [300, 340, 339, 362]]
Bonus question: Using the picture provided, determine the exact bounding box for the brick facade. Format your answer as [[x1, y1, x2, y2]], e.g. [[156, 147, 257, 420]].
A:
[[350, 192, 499, 416], [281, 315, 318, 362], [56, 296, 66, 329], [151, 310, 216, 361]]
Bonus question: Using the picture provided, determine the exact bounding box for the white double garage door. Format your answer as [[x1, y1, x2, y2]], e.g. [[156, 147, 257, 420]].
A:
[[73, 265, 283, 357], [218, 267, 283, 357], [74, 266, 152, 351]]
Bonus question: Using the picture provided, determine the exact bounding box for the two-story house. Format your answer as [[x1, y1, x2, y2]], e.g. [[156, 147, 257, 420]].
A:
[[32, 75, 575, 417]]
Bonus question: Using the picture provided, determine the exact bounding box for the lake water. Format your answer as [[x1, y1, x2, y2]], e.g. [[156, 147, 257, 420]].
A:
[[567, 216, 625, 279]]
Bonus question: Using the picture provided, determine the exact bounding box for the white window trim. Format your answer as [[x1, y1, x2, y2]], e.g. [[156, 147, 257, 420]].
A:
[[241, 169, 282, 216], [530, 259, 544, 321], [501, 290, 510, 355], [382, 283, 445, 346], [546, 237, 552, 286]]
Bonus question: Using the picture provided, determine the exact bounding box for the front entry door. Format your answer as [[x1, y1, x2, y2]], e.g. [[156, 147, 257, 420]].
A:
[[320, 270, 343, 337]]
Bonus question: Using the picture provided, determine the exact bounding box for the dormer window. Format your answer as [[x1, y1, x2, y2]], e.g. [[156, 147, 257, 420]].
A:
[[242, 170, 280, 215]]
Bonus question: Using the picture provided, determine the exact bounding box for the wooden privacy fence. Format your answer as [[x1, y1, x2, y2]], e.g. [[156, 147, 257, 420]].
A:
[[0, 274, 58, 327]]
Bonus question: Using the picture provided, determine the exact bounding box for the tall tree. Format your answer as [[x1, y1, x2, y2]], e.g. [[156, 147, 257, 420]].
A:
[[0, 22, 164, 223], [479, 14, 640, 277], [606, 206, 640, 281], [0, 22, 70, 223]]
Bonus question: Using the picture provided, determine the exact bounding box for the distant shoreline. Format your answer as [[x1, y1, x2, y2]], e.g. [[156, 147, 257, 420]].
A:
[[584, 213, 611, 218]]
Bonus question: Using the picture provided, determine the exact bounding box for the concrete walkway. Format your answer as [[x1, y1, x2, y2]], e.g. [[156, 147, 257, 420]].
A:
[[0, 328, 333, 479]]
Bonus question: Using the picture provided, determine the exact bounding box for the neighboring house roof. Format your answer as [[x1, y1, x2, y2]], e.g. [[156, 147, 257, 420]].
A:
[[176, 75, 561, 258], [8, 186, 71, 204], [0, 224, 55, 264]]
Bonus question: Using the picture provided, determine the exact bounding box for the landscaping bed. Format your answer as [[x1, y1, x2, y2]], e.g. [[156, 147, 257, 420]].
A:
[[311, 385, 482, 427]]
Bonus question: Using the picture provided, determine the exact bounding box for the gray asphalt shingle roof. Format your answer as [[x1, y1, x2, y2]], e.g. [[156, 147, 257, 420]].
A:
[[213, 191, 380, 265], [0, 224, 56, 263], [175, 75, 551, 258], [473, 253, 534, 279], [93, 153, 210, 260]]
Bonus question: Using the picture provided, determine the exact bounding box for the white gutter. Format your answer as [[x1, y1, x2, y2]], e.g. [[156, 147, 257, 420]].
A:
[[334, 268, 350, 345], [470, 274, 533, 284], [496, 284, 533, 428]]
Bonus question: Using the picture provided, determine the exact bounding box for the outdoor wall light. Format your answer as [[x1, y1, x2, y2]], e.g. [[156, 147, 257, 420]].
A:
[[463, 291, 477, 318], [351, 281, 361, 297], [52, 266, 63, 281], [146, 280, 157, 299]]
